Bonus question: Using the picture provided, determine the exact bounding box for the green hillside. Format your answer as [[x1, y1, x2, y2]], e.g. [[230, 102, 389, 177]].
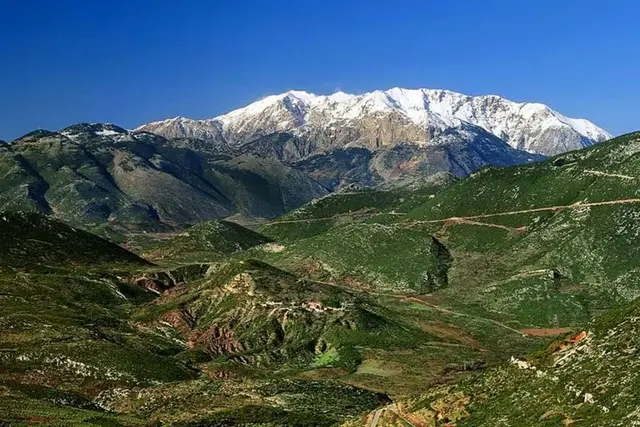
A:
[[0, 125, 327, 240], [345, 295, 640, 426], [0, 215, 388, 425], [0, 211, 148, 271], [0, 211, 546, 425], [253, 132, 640, 327], [143, 219, 272, 264], [4, 132, 640, 425]]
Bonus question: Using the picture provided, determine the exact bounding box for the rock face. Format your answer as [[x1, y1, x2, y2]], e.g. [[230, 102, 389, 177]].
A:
[[0, 123, 327, 235], [293, 125, 544, 189], [139, 116, 227, 143], [138, 88, 610, 157], [136, 88, 609, 190]]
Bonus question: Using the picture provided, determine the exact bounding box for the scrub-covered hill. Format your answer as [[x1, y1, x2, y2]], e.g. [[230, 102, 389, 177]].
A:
[[143, 219, 272, 264], [0, 211, 147, 271], [0, 124, 327, 239], [345, 295, 640, 426], [253, 132, 640, 329], [5, 132, 640, 426]]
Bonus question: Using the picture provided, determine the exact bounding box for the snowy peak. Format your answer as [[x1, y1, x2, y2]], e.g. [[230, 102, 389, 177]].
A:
[[136, 116, 224, 141], [138, 88, 611, 156], [217, 90, 316, 125]]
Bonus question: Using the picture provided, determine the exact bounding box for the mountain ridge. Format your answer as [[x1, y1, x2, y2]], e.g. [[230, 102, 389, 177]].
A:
[[138, 87, 611, 156], [0, 123, 328, 237]]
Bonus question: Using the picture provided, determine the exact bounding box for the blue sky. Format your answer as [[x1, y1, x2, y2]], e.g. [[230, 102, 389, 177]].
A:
[[0, 0, 638, 140]]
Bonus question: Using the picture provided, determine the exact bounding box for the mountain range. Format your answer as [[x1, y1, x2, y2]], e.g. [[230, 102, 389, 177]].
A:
[[139, 88, 610, 156], [0, 88, 610, 236], [0, 124, 327, 237], [136, 88, 610, 190]]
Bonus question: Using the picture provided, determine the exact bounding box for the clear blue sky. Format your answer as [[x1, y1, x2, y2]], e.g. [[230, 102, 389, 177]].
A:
[[1, 0, 638, 141]]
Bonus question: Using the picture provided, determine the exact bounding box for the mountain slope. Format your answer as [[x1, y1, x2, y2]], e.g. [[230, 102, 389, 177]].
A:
[[293, 126, 543, 190], [0, 124, 327, 237], [5, 133, 640, 426], [138, 88, 610, 156], [346, 295, 640, 426], [0, 211, 147, 270], [253, 132, 640, 327], [0, 214, 391, 426], [0, 215, 199, 426], [143, 219, 272, 263]]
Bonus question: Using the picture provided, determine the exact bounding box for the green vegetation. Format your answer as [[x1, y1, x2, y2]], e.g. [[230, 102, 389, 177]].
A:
[[4, 131, 640, 425], [143, 219, 272, 264], [0, 125, 327, 239], [0, 211, 148, 271], [348, 295, 640, 426]]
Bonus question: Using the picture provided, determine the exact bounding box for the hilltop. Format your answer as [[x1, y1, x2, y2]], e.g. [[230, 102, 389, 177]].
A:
[[0, 124, 327, 238]]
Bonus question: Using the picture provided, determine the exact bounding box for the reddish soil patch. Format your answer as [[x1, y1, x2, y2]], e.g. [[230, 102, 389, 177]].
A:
[[153, 285, 189, 305], [411, 294, 445, 306], [194, 323, 244, 356], [405, 296, 452, 315], [200, 365, 234, 379], [520, 328, 571, 337], [513, 226, 528, 235], [342, 275, 373, 292], [569, 330, 588, 343]]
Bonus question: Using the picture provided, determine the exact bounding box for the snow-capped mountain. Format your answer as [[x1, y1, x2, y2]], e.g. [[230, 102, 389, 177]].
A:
[[138, 88, 611, 156]]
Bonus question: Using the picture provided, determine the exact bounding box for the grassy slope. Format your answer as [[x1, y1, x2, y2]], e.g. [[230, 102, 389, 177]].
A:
[[253, 132, 640, 329], [0, 213, 199, 425], [132, 259, 544, 399], [346, 296, 640, 426], [0, 127, 328, 240], [0, 214, 389, 426], [6, 132, 640, 426], [142, 219, 272, 264], [0, 208, 546, 425], [0, 211, 148, 271]]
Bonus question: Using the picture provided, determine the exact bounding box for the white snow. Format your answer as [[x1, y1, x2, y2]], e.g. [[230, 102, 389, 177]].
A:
[[139, 87, 612, 155], [210, 88, 610, 142], [96, 129, 121, 136], [216, 90, 317, 126]]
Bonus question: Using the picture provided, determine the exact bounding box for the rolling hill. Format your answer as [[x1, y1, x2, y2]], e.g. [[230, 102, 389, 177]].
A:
[[3, 132, 640, 426]]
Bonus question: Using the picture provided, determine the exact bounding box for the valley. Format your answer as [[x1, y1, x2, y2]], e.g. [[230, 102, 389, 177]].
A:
[[2, 130, 640, 425]]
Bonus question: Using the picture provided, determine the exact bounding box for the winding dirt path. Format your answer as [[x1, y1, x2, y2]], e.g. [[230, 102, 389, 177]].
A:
[[265, 198, 640, 228], [407, 198, 640, 226], [369, 408, 383, 427], [267, 211, 405, 225], [441, 217, 525, 232], [305, 278, 527, 337]]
